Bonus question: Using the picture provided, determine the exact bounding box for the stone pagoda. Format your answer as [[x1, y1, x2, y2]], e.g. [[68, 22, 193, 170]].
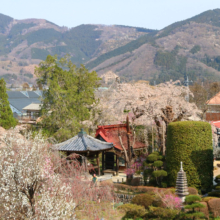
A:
[[175, 161, 189, 202]]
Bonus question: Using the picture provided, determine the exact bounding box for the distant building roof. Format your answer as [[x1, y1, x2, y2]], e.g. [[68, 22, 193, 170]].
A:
[[210, 120, 220, 129], [54, 129, 114, 152], [95, 123, 145, 151], [98, 87, 108, 91], [23, 103, 42, 111], [207, 92, 220, 105], [7, 91, 42, 115], [100, 71, 120, 84]]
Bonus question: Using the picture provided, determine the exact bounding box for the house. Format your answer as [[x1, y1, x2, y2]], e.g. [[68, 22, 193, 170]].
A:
[[95, 118, 146, 175], [22, 103, 42, 120], [100, 71, 120, 85], [7, 91, 42, 120], [206, 92, 220, 121]]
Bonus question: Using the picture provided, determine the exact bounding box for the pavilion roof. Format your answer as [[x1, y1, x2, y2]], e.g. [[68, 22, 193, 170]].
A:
[[54, 129, 114, 152]]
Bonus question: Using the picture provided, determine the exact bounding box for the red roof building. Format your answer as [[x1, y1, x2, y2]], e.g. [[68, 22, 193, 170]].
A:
[[95, 124, 145, 151], [206, 92, 220, 121], [95, 120, 146, 176], [210, 120, 220, 129]]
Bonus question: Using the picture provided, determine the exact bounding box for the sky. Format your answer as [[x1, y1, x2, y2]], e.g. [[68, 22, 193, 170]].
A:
[[1, 0, 220, 30]]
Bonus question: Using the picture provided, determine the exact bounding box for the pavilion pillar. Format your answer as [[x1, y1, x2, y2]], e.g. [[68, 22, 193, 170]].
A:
[[84, 156, 88, 173], [116, 155, 119, 176], [97, 153, 100, 176], [102, 151, 105, 174]]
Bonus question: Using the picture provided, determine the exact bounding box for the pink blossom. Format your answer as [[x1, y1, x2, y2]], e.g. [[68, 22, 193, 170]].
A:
[[124, 168, 135, 176], [162, 194, 182, 209]]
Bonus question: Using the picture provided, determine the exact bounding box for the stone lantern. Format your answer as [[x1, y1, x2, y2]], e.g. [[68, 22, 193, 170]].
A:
[[175, 161, 189, 202]]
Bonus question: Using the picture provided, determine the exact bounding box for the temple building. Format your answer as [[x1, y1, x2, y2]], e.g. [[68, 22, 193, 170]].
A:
[[53, 118, 146, 176], [95, 118, 145, 175]]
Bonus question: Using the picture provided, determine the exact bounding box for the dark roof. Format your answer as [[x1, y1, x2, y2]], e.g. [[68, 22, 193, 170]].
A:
[[9, 98, 41, 113], [54, 129, 114, 152], [7, 91, 43, 99]]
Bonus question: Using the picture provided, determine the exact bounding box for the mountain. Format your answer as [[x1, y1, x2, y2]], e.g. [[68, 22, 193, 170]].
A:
[[2, 9, 220, 85], [87, 9, 220, 83], [0, 13, 154, 84]]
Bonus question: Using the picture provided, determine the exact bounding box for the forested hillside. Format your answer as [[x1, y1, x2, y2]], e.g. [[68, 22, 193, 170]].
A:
[[2, 9, 220, 84], [0, 13, 151, 84], [88, 9, 220, 84]]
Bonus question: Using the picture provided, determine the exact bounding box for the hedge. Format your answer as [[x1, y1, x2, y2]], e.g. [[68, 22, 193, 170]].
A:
[[114, 184, 198, 194], [166, 121, 213, 192], [131, 194, 154, 209]]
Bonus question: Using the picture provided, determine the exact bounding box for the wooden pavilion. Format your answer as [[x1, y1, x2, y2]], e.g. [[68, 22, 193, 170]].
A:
[[53, 129, 114, 176]]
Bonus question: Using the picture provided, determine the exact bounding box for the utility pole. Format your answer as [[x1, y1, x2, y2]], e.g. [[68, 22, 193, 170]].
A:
[[152, 123, 154, 152], [184, 76, 193, 102]]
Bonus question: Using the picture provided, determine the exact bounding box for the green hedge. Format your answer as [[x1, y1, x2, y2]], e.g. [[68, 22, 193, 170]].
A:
[[166, 121, 213, 192]]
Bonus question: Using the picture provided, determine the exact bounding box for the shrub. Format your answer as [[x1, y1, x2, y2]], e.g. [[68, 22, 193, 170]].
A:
[[195, 202, 209, 219], [188, 187, 198, 195], [118, 204, 146, 219], [161, 182, 167, 188], [131, 177, 141, 186], [166, 121, 213, 192], [131, 194, 154, 209], [202, 197, 216, 202], [208, 191, 220, 197], [181, 195, 205, 220], [165, 188, 176, 194], [207, 198, 220, 218], [147, 206, 179, 220], [153, 189, 182, 210], [215, 175, 220, 183], [144, 152, 166, 187]]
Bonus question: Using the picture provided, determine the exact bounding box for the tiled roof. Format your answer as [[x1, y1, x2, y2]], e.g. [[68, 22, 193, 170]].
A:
[[54, 129, 114, 152], [95, 124, 145, 151], [7, 91, 42, 114], [9, 99, 41, 113], [207, 92, 220, 105]]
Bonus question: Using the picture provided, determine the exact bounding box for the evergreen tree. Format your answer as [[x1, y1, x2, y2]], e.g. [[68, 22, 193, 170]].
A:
[[0, 78, 17, 129], [180, 195, 205, 220], [143, 152, 167, 187], [35, 55, 100, 141]]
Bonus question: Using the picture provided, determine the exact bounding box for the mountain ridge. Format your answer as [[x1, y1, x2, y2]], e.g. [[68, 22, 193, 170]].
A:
[[1, 10, 220, 84]]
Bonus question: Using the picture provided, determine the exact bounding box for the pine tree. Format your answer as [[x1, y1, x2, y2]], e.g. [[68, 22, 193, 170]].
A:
[[181, 195, 205, 220], [0, 79, 17, 129], [35, 55, 100, 141], [143, 152, 167, 187]]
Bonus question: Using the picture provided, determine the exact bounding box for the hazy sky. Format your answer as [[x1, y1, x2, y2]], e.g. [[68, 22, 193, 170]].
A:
[[2, 0, 220, 30]]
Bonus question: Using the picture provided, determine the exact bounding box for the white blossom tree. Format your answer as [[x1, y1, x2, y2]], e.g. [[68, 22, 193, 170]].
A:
[[0, 132, 75, 219], [0, 129, 115, 219]]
